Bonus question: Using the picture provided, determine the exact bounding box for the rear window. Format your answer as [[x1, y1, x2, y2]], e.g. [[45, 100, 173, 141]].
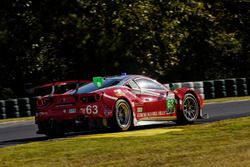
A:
[[75, 79, 121, 94]]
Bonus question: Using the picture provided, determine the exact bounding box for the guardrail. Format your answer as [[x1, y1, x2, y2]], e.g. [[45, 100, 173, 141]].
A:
[[0, 78, 249, 119]]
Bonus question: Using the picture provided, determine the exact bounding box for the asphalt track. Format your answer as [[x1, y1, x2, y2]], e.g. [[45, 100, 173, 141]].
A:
[[0, 100, 250, 148]]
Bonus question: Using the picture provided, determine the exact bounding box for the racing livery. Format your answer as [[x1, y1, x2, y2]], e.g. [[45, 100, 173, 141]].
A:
[[35, 75, 204, 137]]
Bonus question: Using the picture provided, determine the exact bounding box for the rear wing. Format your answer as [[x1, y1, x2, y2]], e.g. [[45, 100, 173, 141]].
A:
[[35, 80, 91, 96]]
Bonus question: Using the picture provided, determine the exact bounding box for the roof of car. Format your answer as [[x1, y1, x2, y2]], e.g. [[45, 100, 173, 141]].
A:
[[105, 75, 143, 80], [104, 74, 151, 86]]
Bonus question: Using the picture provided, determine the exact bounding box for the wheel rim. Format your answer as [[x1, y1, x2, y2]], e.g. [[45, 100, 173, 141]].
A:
[[183, 96, 198, 121], [116, 102, 131, 129]]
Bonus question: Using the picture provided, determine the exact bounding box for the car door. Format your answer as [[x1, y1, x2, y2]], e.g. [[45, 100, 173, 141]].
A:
[[134, 78, 167, 117]]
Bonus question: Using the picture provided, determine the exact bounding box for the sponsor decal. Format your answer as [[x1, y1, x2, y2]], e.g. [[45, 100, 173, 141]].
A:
[[137, 107, 143, 113], [137, 111, 173, 118], [137, 111, 157, 118], [68, 108, 76, 113], [86, 105, 98, 115], [166, 92, 175, 114], [134, 103, 143, 107], [80, 107, 86, 114]]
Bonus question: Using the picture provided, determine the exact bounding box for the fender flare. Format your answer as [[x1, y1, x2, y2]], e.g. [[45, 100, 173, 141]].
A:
[[174, 88, 203, 118]]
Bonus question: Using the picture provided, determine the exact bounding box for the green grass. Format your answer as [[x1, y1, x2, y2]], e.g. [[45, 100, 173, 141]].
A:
[[1, 117, 250, 167], [204, 96, 250, 104], [0, 116, 34, 123]]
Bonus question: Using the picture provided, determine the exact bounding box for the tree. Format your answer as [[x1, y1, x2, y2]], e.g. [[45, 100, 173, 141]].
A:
[[0, 0, 249, 98]]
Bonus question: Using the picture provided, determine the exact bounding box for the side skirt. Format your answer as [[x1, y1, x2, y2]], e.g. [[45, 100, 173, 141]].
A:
[[133, 116, 177, 126]]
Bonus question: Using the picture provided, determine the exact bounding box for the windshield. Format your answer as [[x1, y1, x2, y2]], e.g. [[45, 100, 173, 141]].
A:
[[74, 79, 121, 94]]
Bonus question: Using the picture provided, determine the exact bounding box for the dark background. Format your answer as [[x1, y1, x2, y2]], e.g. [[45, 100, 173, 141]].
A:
[[0, 0, 249, 98]]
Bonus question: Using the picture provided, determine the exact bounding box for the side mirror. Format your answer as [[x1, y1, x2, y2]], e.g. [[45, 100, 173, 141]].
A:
[[169, 83, 176, 91]]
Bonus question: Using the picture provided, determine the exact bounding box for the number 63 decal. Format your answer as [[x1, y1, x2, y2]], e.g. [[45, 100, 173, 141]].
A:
[[86, 105, 98, 115]]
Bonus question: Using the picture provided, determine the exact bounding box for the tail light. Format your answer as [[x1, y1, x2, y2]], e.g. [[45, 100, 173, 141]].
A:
[[36, 97, 52, 107], [81, 93, 102, 103]]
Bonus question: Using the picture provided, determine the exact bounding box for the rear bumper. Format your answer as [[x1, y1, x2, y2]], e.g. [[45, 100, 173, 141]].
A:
[[36, 116, 108, 134], [36, 117, 89, 134], [35, 102, 113, 123], [35, 111, 88, 123]]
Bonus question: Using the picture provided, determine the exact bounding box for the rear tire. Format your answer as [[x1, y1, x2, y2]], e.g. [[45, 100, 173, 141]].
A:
[[176, 93, 199, 125], [38, 121, 64, 138], [109, 99, 133, 131]]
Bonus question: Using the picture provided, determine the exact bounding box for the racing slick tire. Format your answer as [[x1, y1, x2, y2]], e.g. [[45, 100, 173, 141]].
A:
[[109, 99, 133, 131], [176, 93, 199, 125]]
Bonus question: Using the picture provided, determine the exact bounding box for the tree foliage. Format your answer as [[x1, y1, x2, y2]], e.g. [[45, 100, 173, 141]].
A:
[[0, 0, 249, 98]]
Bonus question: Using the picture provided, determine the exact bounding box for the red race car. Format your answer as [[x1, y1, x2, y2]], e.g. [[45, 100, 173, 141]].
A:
[[35, 74, 204, 137]]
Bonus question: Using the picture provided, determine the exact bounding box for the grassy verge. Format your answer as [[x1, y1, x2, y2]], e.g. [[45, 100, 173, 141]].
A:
[[1, 117, 250, 167], [204, 96, 250, 104], [0, 116, 34, 124]]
